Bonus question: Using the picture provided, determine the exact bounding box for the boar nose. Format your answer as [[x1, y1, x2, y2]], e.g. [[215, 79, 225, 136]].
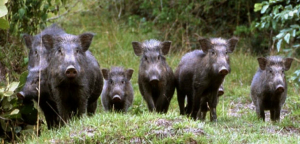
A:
[[219, 66, 228, 76], [276, 85, 285, 93], [149, 76, 159, 85], [65, 65, 77, 78], [112, 95, 121, 102], [17, 91, 25, 100], [218, 87, 224, 96]]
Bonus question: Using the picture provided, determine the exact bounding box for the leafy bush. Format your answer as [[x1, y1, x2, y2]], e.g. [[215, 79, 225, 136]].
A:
[[0, 71, 38, 143], [103, 0, 260, 52]]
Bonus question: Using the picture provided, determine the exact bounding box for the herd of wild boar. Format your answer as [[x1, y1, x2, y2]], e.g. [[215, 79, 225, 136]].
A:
[[17, 24, 294, 129]]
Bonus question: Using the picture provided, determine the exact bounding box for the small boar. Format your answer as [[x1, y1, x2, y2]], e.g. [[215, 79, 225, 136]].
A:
[[250, 56, 293, 121], [42, 32, 103, 123], [132, 39, 175, 113], [176, 37, 238, 121], [101, 67, 134, 112]]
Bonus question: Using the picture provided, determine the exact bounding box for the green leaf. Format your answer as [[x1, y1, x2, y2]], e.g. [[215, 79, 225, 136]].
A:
[[276, 32, 285, 39], [284, 14, 289, 19], [272, 19, 277, 30], [18, 8, 25, 19], [254, 3, 262, 12], [19, 71, 28, 89], [293, 44, 300, 48], [0, 5, 8, 17], [277, 39, 282, 52], [290, 24, 299, 28], [3, 91, 13, 97], [261, 4, 269, 14], [292, 29, 296, 37], [284, 33, 290, 44], [10, 109, 20, 115], [7, 82, 20, 93], [0, 18, 9, 29]]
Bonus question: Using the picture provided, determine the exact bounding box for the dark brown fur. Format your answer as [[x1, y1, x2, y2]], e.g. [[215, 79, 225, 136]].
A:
[[175, 37, 238, 121], [132, 39, 175, 113], [101, 66, 134, 112], [250, 56, 293, 121]]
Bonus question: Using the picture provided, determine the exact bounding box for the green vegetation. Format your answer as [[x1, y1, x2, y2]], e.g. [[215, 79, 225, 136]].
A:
[[1, 0, 300, 143]]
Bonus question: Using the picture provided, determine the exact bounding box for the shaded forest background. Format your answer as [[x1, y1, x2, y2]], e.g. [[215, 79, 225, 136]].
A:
[[0, 0, 299, 142]]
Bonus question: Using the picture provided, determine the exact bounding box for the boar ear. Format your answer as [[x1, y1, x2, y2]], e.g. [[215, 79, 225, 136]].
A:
[[132, 41, 143, 56], [257, 57, 267, 70], [126, 69, 134, 80], [79, 33, 94, 52], [283, 58, 293, 71], [42, 34, 54, 50], [198, 37, 211, 53], [101, 68, 110, 80], [161, 41, 171, 55], [23, 34, 33, 49], [227, 37, 239, 53]]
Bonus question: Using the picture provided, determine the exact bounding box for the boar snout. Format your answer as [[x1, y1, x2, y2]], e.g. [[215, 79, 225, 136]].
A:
[[112, 95, 122, 102], [219, 66, 228, 76], [65, 65, 77, 78], [17, 91, 25, 100], [276, 84, 285, 93], [150, 76, 159, 85]]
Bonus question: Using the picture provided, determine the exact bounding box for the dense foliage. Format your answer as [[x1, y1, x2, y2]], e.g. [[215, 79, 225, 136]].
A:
[[103, 0, 262, 51]]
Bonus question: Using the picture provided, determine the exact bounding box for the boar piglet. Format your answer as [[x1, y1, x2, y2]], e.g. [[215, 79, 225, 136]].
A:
[[177, 37, 238, 121], [101, 67, 134, 112], [251, 56, 293, 121], [132, 39, 175, 113]]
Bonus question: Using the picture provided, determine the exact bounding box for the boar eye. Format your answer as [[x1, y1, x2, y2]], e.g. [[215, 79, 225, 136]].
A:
[[121, 80, 125, 84], [211, 51, 215, 55], [76, 49, 79, 53], [269, 70, 272, 73], [58, 49, 62, 53], [109, 80, 113, 84], [145, 56, 148, 61], [34, 50, 38, 55], [157, 56, 160, 60]]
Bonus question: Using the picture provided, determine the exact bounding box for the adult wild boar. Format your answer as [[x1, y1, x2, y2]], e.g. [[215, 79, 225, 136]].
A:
[[132, 39, 175, 113], [251, 56, 293, 121], [176, 37, 238, 121], [41, 32, 103, 123]]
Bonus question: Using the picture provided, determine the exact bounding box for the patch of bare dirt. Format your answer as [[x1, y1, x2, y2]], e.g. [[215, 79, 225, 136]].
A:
[[228, 101, 290, 122], [149, 118, 205, 140], [70, 126, 97, 138]]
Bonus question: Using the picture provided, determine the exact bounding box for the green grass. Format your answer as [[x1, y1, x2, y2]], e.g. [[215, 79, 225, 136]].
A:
[[23, 2, 300, 143]]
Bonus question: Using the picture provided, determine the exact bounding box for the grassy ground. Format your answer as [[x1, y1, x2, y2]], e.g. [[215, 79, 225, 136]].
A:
[[23, 2, 300, 143]]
